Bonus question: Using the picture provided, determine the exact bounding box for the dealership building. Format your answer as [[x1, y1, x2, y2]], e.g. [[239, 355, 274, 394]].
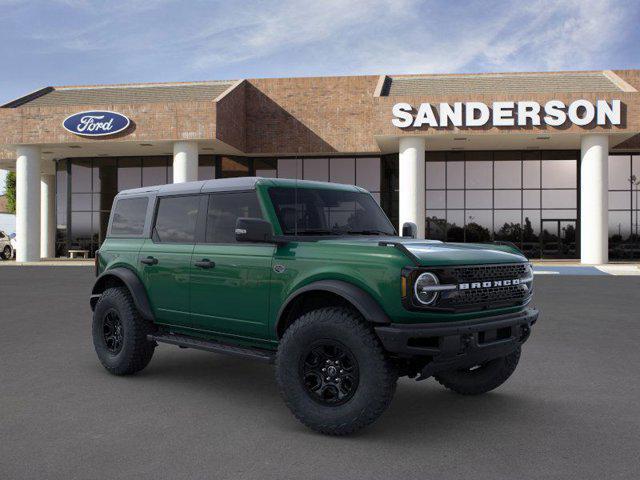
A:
[[1, 69, 639, 263]]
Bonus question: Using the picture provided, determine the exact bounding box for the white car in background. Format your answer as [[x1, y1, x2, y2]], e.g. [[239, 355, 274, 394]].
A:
[[0, 230, 13, 260]]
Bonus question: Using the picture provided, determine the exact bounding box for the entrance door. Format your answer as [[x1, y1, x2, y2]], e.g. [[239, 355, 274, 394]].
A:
[[540, 219, 577, 259], [190, 191, 274, 339]]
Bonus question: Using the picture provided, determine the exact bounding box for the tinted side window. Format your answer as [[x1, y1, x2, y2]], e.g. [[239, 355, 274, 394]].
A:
[[154, 195, 200, 243], [110, 197, 148, 236], [205, 192, 262, 243], [0, 232, 5, 239]]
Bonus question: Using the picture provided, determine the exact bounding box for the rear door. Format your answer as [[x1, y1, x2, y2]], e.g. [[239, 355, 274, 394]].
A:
[[139, 194, 202, 328], [190, 191, 274, 338]]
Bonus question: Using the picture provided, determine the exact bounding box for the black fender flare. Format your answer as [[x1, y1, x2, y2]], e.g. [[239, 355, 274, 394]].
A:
[[275, 280, 391, 337], [90, 267, 155, 321]]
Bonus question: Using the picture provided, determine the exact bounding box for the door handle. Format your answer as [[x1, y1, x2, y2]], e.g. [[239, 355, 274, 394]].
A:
[[194, 259, 215, 269], [140, 256, 158, 266]]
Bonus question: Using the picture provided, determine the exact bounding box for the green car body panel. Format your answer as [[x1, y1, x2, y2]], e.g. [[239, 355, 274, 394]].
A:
[[95, 177, 533, 352]]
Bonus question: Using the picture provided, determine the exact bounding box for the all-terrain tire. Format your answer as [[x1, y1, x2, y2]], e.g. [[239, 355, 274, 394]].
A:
[[276, 307, 397, 435], [92, 287, 156, 375], [434, 347, 521, 395], [2, 245, 11, 260]]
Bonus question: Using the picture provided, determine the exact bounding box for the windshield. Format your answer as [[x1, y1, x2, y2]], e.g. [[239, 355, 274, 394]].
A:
[[268, 187, 396, 236]]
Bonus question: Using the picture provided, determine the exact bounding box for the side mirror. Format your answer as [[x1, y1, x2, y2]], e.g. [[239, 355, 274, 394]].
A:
[[235, 218, 274, 243], [401, 222, 417, 239]]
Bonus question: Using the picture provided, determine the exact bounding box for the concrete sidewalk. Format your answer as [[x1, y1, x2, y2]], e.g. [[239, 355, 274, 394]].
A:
[[0, 259, 93, 266]]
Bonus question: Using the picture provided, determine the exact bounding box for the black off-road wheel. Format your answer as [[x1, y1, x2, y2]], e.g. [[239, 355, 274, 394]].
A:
[[276, 307, 397, 436], [1, 245, 11, 260], [434, 347, 521, 395], [92, 287, 156, 375]]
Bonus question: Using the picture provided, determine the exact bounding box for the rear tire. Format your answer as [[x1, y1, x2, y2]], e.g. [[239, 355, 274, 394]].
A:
[[276, 307, 397, 435], [434, 347, 521, 395], [1, 245, 11, 260], [92, 287, 156, 375]]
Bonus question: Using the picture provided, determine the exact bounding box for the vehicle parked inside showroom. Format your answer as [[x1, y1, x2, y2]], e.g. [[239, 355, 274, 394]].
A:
[[89, 177, 538, 435]]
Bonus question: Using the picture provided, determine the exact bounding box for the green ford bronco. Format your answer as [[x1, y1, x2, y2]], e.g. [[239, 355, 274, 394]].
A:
[[91, 177, 538, 435]]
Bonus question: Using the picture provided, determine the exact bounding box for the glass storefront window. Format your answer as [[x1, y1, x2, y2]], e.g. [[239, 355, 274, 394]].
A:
[[541, 159, 576, 188], [355, 157, 380, 192], [117, 157, 142, 191], [425, 161, 445, 189], [446, 161, 464, 189], [198, 155, 216, 180], [608, 154, 640, 259], [426, 190, 446, 209], [330, 157, 355, 184], [422, 151, 581, 257], [304, 158, 329, 181], [254, 158, 277, 178], [277, 158, 302, 179], [465, 190, 492, 208], [446, 190, 464, 209], [523, 160, 541, 188], [71, 159, 92, 192], [494, 190, 521, 209], [465, 161, 492, 188], [142, 157, 169, 186], [494, 161, 521, 188]]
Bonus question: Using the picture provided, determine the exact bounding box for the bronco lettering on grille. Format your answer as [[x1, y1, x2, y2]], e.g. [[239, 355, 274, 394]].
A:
[[459, 278, 521, 290]]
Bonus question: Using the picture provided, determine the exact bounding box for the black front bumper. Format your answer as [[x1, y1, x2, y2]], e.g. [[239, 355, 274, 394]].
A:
[[375, 308, 538, 379]]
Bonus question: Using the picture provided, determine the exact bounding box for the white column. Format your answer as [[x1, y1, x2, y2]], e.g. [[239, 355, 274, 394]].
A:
[[16, 146, 41, 262], [173, 141, 198, 183], [580, 134, 609, 264], [398, 137, 426, 238], [40, 163, 56, 259]]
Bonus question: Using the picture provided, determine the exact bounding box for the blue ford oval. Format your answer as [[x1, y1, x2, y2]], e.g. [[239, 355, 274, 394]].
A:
[[63, 111, 130, 137]]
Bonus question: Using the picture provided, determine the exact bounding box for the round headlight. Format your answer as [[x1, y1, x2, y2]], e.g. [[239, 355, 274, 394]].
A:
[[414, 272, 440, 305]]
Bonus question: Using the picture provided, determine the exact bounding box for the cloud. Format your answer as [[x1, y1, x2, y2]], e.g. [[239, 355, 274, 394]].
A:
[[0, 0, 637, 106]]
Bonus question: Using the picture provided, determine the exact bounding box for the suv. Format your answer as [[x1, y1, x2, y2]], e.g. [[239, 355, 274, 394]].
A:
[[91, 177, 538, 435]]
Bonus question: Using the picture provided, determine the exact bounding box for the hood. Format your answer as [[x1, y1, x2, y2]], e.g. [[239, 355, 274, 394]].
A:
[[400, 240, 526, 266], [317, 237, 527, 266]]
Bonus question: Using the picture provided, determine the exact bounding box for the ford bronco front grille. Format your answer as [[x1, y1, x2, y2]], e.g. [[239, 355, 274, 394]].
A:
[[407, 263, 533, 312]]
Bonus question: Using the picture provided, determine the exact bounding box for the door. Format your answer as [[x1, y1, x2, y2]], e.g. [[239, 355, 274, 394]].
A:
[[540, 219, 577, 259], [139, 194, 201, 327], [190, 191, 274, 338]]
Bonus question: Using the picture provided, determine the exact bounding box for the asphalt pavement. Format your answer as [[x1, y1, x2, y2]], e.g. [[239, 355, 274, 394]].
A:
[[1, 267, 639, 480]]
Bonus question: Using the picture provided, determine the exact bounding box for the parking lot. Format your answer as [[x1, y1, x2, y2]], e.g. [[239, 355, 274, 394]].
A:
[[1, 267, 639, 480]]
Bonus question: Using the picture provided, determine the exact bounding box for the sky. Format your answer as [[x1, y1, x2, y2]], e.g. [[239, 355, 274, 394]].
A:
[[1, 0, 639, 193]]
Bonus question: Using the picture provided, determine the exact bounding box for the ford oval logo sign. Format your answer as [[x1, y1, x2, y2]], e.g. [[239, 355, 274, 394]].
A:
[[62, 110, 130, 137]]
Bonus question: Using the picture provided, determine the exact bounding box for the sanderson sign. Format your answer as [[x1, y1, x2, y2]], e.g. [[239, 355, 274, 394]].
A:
[[391, 99, 622, 128], [63, 110, 131, 137]]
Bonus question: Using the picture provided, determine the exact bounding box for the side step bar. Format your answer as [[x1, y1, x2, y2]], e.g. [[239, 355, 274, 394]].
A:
[[147, 333, 276, 364]]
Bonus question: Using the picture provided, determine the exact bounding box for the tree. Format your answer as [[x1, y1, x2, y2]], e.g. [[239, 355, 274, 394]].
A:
[[465, 222, 492, 242], [5, 171, 16, 214]]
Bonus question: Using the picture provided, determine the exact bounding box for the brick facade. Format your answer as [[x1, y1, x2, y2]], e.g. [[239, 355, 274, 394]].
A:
[[0, 70, 638, 158]]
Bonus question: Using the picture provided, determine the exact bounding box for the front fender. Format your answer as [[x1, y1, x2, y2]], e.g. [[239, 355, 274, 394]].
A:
[[275, 279, 391, 336], [90, 267, 154, 321]]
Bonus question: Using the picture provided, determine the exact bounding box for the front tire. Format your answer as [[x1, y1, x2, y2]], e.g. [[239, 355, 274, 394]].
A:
[[1, 245, 11, 260], [276, 307, 397, 435], [434, 347, 521, 395], [92, 287, 156, 375]]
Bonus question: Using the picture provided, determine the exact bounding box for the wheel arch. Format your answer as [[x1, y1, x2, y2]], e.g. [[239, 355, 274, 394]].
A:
[[91, 267, 154, 322], [275, 280, 390, 338]]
